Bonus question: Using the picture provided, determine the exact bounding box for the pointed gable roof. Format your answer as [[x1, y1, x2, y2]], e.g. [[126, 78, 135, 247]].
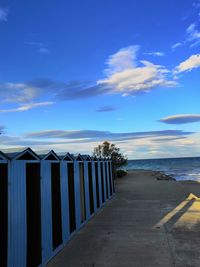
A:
[[61, 152, 74, 161], [82, 154, 92, 161], [39, 150, 60, 161], [0, 151, 9, 161], [75, 154, 84, 161], [5, 147, 40, 160]]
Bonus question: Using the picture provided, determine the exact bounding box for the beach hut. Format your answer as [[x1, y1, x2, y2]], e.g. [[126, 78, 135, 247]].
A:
[[82, 155, 97, 218], [73, 154, 88, 229], [103, 157, 109, 200], [40, 150, 63, 265], [0, 151, 9, 267], [5, 148, 41, 267], [99, 157, 107, 204], [92, 156, 102, 209], [59, 152, 75, 244], [103, 157, 111, 199], [107, 158, 113, 196]]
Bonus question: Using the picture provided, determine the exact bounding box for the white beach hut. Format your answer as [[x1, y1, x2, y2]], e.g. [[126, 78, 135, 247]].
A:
[[39, 150, 63, 265], [5, 148, 41, 267], [59, 152, 76, 244], [92, 156, 102, 209], [82, 155, 97, 218], [0, 151, 9, 267], [103, 157, 109, 200], [108, 158, 114, 196], [73, 154, 87, 230], [99, 156, 107, 204]]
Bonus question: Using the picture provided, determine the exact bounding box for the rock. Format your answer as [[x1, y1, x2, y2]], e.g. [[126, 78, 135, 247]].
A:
[[152, 171, 176, 181]]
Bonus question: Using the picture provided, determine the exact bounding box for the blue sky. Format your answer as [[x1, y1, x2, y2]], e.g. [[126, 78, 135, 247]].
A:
[[0, 0, 200, 159]]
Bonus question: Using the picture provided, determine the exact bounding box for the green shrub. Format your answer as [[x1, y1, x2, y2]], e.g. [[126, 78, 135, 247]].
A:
[[117, 169, 127, 178]]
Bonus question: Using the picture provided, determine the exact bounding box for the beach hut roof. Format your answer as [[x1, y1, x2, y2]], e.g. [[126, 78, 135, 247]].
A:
[[81, 154, 92, 161], [0, 151, 9, 161], [74, 154, 84, 161], [39, 150, 60, 161], [4, 147, 40, 160], [60, 152, 74, 161]]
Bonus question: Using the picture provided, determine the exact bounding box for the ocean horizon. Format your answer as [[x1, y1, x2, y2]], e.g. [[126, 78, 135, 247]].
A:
[[126, 157, 200, 181]]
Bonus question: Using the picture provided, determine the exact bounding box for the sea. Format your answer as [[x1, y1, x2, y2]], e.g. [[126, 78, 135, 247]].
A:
[[126, 157, 200, 181]]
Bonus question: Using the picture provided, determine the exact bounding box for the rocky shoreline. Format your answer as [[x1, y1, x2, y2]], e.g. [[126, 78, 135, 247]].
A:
[[151, 171, 176, 181]]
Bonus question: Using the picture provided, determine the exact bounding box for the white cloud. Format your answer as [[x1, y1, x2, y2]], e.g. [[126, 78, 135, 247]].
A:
[[160, 114, 200, 124], [0, 130, 199, 159], [0, 82, 39, 103], [0, 7, 8, 21], [171, 42, 183, 50], [0, 102, 54, 113], [98, 47, 176, 95], [175, 54, 200, 73], [104, 45, 139, 75], [186, 23, 200, 47], [143, 51, 165, 56]]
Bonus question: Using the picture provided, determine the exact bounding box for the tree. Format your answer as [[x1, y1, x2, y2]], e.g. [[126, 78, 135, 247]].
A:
[[93, 141, 128, 178]]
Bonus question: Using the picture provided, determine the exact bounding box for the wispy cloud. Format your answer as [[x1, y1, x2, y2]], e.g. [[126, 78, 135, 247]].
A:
[[25, 129, 193, 141], [0, 128, 198, 159], [25, 41, 50, 54], [0, 82, 40, 103], [143, 51, 165, 57], [171, 42, 183, 50], [0, 102, 54, 113], [174, 54, 200, 73], [186, 23, 200, 47], [160, 114, 200, 124], [0, 7, 8, 22], [172, 2, 200, 49], [96, 106, 117, 112]]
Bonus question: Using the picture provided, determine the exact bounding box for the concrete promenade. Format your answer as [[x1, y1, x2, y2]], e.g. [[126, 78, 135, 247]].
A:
[[47, 170, 200, 267]]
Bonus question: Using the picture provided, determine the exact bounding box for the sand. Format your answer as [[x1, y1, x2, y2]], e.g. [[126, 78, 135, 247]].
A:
[[47, 170, 200, 267]]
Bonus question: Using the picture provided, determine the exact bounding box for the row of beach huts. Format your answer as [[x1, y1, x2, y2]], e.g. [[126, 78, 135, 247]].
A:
[[0, 147, 114, 267]]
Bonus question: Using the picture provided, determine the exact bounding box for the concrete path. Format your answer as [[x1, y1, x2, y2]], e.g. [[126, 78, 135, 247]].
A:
[[47, 171, 200, 267]]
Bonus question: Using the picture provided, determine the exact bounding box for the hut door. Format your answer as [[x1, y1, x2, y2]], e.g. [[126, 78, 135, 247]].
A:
[[104, 163, 108, 199], [79, 163, 86, 223], [100, 162, 105, 203], [67, 163, 76, 233], [108, 162, 112, 195], [51, 163, 62, 250], [0, 163, 8, 267], [88, 162, 94, 214], [95, 162, 100, 208], [26, 163, 42, 267]]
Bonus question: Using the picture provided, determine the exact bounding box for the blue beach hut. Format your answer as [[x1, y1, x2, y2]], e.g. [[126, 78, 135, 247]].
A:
[[103, 157, 109, 200], [59, 152, 75, 244], [108, 158, 114, 196], [99, 156, 107, 204], [73, 154, 87, 230], [39, 150, 63, 265], [82, 155, 97, 218], [5, 148, 41, 267], [92, 156, 102, 209], [0, 151, 9, 267]]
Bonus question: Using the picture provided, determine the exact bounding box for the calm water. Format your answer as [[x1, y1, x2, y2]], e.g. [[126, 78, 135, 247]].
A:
[[126, 157, 200, 181]]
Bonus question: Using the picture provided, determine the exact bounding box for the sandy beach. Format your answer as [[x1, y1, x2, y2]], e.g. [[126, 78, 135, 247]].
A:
[[48, 170, 200, 267]]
